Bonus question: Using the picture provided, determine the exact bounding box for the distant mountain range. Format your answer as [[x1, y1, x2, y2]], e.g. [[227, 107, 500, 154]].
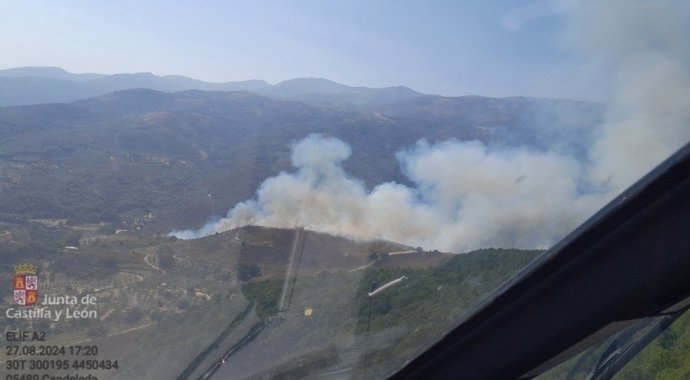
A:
[[0, 66, 421, 107]]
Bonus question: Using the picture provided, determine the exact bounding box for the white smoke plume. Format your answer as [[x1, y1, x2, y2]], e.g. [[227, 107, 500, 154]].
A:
[[170, 134, 604, 251], [171, 1, 690, 252], [568, 0, 690, 191]]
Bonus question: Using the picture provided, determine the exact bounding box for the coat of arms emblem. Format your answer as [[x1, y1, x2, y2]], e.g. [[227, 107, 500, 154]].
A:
[[14, 263, 38, 306]]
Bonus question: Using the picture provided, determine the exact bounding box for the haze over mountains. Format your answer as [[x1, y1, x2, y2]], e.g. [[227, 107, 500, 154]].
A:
[[0, 73, 605, 251], [0, 66, 421, 107], [1, 59, 687, 252]]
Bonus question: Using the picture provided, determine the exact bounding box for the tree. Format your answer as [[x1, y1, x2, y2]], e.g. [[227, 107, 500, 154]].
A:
[[158, 252, 174, 270], [238, 264, 262, 281]]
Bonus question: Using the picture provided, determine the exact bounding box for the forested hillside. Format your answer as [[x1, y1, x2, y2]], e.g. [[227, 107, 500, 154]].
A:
[[0, 89, 602, 231]]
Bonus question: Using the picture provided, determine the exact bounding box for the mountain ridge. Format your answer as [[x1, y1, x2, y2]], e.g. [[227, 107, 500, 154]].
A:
[[0, 66, 106, 81], [0, 66, 422, 107]]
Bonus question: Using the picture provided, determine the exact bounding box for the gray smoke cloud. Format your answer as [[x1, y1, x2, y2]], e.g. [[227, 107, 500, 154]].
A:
[[171, 1, 690, 252], [569, 0, 690, 191], [169, 134, 604, 251]]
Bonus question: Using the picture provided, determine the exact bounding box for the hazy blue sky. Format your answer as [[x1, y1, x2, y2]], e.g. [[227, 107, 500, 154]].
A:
[[1, 0, 605, 99]]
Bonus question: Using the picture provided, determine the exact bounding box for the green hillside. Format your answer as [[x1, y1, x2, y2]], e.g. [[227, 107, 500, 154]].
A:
[[234, 248, 543, 379]]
